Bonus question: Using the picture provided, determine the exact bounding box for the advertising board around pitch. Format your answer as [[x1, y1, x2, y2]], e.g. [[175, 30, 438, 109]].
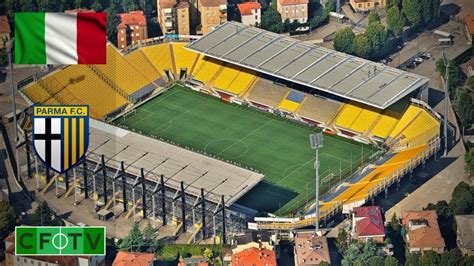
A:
[[15, 226, 106, 256]]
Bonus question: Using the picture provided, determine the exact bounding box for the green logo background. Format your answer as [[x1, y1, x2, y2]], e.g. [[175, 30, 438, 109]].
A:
[[15, 226, 105, 256]]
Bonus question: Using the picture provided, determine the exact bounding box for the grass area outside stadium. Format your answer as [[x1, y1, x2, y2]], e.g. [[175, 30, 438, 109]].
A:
[[114, 85, 383, 215]]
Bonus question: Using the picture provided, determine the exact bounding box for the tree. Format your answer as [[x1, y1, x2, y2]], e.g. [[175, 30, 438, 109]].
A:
[[203, 247, 213, 262], [0, 201, 16, 238], [142, 222, 155, 249], [402, 0, 421, 27], [419, 250, 440, 266], [336, 229, 349, 254], [105, 3, 121, 45], [368, 12, 381, 25], [384, 255, 398, 266], [368, 255, 383, 266], [440, 248, 463, 266], [364, 21, 388, 59], [435, 59, 460, 92], [467, 76, 474, 90], [32, 201, 58, 226], [390, 213, 400, 232], [386, 6, 405, 36], [465, 148, 474, 176], [405, 252, 419, 266], [454, 89, 473, 129], [449, 181, 473, 215], [353, 34, 371, 59], [334, 27, 355, 54], [260, 8, 283, 33], [119, 223, 144, 251]]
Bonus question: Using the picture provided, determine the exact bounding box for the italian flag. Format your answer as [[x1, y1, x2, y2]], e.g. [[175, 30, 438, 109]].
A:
[[15, 12, 106, 64]]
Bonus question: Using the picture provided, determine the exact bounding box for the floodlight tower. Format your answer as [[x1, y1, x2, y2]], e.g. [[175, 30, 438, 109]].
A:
[[310, 133, 324, 231], [442, 51, 449, 156]]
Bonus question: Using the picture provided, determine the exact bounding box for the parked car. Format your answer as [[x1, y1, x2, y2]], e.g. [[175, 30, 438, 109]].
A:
[[406, 63, 416, 69], [413, 57, 424, 63], [386, 57, 393, 62], [420, 52, 431, 59]]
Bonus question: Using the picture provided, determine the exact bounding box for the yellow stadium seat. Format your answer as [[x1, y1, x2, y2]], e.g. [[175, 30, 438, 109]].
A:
[[172, 43, 199, 73], [141, 43, 175, 76], [93, 45, 152, 95], [192, 57, 223, 84], [370, 111, 400, 139], [335, 102, 364, 130], [126, 50, 162, 82]]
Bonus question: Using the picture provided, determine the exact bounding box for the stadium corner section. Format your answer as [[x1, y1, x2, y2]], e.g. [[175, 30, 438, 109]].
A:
[[250, 100, 441, 230]]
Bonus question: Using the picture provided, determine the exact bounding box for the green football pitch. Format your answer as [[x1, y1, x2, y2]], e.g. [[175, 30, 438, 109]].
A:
[[115, 85, 381, 215]]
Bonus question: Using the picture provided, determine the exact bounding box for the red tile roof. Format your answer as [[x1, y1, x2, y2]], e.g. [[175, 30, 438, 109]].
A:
[[159, 0, 178, 9], [112, 251, 154, 266], [294, 233, 331, 265], [353, 206, 385, 237], [0, 16, 10, 34], [466, 15, 474, 35], [402, 210, 446, 250], [231, 247, 277, 266], [237, 2, 262, 16], [117, 11, 147, 29], [278, 0, 309, 6]]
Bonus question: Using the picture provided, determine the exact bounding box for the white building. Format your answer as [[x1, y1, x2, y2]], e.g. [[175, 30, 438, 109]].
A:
[[237, 2, 262, 26]]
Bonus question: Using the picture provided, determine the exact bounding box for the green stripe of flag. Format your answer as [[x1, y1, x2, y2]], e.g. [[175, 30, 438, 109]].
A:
[[15, 13, 46, 64]]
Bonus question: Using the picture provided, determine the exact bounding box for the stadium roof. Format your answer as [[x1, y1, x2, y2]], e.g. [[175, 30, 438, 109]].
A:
[[87, 120, 264, 206], [186, 22, 429, 109]]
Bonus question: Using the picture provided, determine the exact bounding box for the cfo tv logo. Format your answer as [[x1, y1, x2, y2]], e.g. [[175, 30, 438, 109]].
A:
[[15, 226, 105, 256]]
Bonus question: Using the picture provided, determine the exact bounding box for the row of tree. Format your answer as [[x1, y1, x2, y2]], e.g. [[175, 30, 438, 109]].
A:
[[336, 231, 399, 266], [333, 13, 388, 61]]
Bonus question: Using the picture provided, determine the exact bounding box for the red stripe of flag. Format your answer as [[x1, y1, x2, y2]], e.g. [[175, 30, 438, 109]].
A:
[[77, 12, 106, 64]]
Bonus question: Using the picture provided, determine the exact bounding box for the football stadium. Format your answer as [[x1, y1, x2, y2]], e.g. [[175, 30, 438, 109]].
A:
[[18, 21, 441, 241]]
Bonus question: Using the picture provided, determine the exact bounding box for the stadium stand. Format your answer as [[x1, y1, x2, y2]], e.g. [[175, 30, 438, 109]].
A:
[[192, 57, 224, 84], [212, 64, 259, 96], [125, 49, 163, 83], [94, 45, 154, 98], [246, 79, 289, 109], [296, 95, 342, 126], [171, 42, 200, 74], [22, 66, 129, 119], [369, 110, 402, 139], [388, 105, 440, 150], [277, 91, 306, 113], [141, 43, 175, 76]]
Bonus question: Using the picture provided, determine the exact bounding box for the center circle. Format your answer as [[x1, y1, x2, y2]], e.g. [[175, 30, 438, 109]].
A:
[[52, 233, 69, 250], [204, 139, 249, 159]]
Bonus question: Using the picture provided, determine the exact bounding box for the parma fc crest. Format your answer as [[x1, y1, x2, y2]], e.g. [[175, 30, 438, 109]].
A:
[[32, 105, 89, 174]]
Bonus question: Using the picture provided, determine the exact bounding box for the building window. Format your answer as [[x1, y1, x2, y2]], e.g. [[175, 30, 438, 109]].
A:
[[121, 38, 124, 41], [255, 15, 258, 19]]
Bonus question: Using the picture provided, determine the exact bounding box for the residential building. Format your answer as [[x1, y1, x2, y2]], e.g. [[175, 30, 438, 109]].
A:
[[402, 210, 446, 254], [349, 0, 386, 12], [352, 206, 385, 243], [294, 232, 331, 265], [232, 231, 275, 254], [277, 0, 309, 24], [112, 251, 154, 266], [455, 215, 474, 256], [237, 2, 261, 27], [157, 0, 191, 35], [0, 16, 10, 49], [117, 11, 148, 50], [231, 247, 277, 266], [198, 0, 227, 35], [3, 233, 92, 266], [176, 1, 191, 35], [466, 15, 474, 45]]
